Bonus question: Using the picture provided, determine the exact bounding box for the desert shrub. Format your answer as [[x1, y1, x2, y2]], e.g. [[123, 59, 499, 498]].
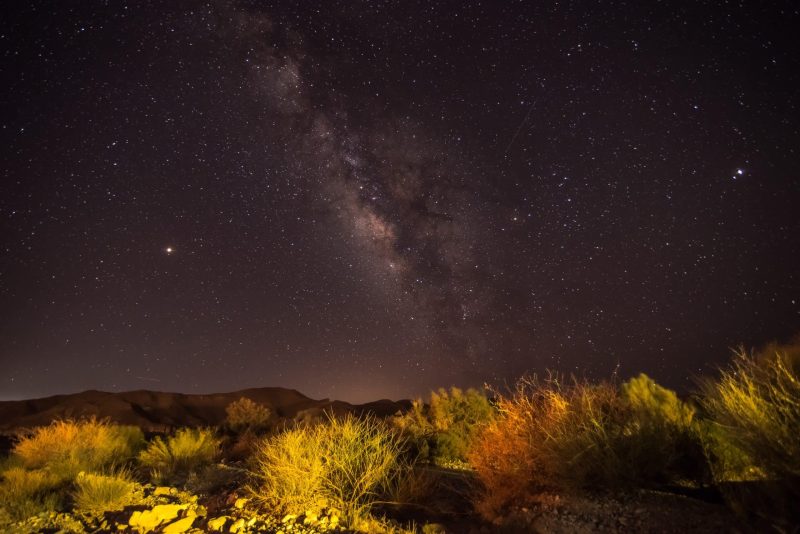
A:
[[11, 418, 144, 482], [72, 470, 143, 514], [699, 347, 800, 525], [392, 387, 495, 465], [138, 427, 220, 484], [469, 374, 703, 518], [0, 467, 63, 523], [226, 397, 272, 432], [249, 413, 410, 527]]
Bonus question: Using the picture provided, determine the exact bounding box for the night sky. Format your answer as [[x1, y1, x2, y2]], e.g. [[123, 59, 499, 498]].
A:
[[2, 1, 799, 403]]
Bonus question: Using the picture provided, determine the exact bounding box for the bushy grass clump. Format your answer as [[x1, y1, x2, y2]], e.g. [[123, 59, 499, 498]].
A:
[[11, 418, 144, 482], [701, 347, 800, 482], [226, 397, 272, 432], [138, 427, 220, 484], [249, 413, 410, 527], [393, 387, 495, 466], [72, 471, 143, 514], [699, 345, 800, 525], [469, 374, 703, 518]]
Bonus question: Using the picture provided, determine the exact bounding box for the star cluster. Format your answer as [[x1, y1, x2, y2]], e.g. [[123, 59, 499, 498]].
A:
[[1, 1, 798, 402]]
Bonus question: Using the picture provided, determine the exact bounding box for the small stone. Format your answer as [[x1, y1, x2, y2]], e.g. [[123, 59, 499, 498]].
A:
[[207, 516, 230, 531], [229, 518, 246, 533], [154, 486, 173, 496], [129, 504, 186, 530], [234, 497, 249, 509], [282, 514, 297, 524]]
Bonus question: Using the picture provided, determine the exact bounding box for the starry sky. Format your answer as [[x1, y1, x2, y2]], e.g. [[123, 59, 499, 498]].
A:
[[1, 1, 799, 403]]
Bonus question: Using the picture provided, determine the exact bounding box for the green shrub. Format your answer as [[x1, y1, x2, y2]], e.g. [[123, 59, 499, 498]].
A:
[[72, 471, 143, 514], [249, 413, 410, 527], [225, 397, 272, 432], [138, 428, 220, 484], [11, 418, 144, 482], [0, 467, 63, 523], [620, 374, 708, 483], [393, 387, 495, 465], [469, 374, 704, 518]]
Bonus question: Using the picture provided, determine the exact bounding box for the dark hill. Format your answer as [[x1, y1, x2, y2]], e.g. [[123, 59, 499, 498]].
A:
[[0, 388, 411, 434]]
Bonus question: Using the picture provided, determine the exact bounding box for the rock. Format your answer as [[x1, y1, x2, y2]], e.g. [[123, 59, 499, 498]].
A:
[[282, 514, 298, 524], [154, 486, 174, 496], [234, 497, 249, 509], [229, 518, 246, 533], [163, 516, 196, 533], [129, 504, 186, 531], [207, 516, 230, 531]]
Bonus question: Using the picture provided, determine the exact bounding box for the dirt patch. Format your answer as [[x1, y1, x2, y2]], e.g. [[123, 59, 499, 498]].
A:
[[488, 489, 749, 533]]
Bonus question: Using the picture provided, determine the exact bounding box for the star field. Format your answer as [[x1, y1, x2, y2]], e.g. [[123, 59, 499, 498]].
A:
[[1, 1, 799, 402]]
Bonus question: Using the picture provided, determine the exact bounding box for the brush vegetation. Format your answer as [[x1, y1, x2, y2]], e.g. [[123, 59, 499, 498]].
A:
[[392, 387, 495, 466], [0, 419, 144, 525], [248, 413, 410, 528], [11, 418, 144, 482], [1, 339, 799, 531], [469, 373, 705, 518], [226, 397, 272, 432], [72, 471, 143, 514], [698, 343, 800, 525], [138, 427, 221, 484]]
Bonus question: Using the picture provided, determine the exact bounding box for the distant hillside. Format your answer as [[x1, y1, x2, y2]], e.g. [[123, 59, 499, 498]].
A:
[[0, 387, 411, 434]]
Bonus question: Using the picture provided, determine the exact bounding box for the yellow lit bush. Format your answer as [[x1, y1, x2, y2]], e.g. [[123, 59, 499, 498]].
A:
[[138, 427, 220, 484], [225, 397, 272, 432], [699, 346, 800, 525], [72, 470, 143, 514], [701, 347, 800, 482], [11, 418, 144, 482], [249, 413, 410, 527]]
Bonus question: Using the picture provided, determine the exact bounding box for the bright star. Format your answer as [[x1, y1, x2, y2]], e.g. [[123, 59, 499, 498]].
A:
[[165, 246, 174, 254]]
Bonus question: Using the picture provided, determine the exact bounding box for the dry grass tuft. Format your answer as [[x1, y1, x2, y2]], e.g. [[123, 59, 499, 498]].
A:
[[699, 346, 800, 525], [139, 427, 220, 484], [72, 470, 142, 514], [248, 413, 410, 527]]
